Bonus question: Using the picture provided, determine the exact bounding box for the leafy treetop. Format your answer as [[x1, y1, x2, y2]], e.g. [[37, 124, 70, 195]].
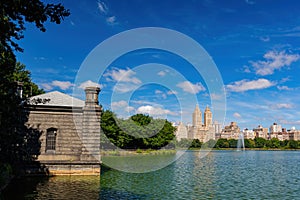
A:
[[0, 0, 70, 53]]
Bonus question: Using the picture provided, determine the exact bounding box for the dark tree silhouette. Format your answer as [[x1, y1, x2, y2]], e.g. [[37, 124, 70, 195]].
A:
[[0, 0, 70, 53], [0, 0, 70, 181]]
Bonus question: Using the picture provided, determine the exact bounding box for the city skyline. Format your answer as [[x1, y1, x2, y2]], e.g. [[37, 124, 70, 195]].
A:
[[16, 0, 300, 129]]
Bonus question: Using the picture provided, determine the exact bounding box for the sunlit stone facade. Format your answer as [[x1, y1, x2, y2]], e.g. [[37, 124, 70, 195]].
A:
[[175, 105, 216, 143], [26, 87, 101, 175]]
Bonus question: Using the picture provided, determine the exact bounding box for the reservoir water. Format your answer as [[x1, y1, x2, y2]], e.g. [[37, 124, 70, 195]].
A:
[[2, 150, 300, 199]]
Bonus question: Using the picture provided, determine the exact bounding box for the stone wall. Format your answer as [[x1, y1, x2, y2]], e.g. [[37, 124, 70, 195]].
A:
[[25, 87, 101, 175], [26, 106, 83, 161]]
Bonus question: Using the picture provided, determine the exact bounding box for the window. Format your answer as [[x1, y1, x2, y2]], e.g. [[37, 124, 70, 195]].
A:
[[46, 128, 57, 152]]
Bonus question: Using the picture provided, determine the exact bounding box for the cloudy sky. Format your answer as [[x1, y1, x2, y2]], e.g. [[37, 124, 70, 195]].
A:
[[16, 0, 300, 130]]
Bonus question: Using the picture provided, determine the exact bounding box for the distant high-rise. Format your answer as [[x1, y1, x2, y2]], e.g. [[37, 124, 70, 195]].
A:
[[192, 104, 202, 127], [175, 104, 216, 143], [204, 106, 212, 128]]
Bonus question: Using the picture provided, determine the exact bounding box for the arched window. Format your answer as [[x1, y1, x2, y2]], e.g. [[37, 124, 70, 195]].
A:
[[46, 128, 57, 152]]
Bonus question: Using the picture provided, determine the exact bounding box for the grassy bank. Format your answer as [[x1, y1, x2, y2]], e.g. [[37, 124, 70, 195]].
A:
[[101, 149, 176, 156], [187, 147, 300, 151]]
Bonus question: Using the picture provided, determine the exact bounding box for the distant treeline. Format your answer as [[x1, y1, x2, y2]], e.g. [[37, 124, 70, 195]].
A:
[[100, 110, 300, 150], [177, 138, 300, 149]]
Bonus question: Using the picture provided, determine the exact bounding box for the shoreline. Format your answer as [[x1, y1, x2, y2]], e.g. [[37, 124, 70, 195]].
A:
[[100, 148, 300, 157], [188, 148, 300, 151]]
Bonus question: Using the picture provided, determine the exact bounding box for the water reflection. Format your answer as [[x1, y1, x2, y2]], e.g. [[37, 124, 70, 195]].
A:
[[2, 151, 300, 200], [2, 176, 100, 200], [102, 151, 181, 173]]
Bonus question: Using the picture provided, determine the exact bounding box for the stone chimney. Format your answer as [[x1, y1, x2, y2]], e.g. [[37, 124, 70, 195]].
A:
[[81, 87, 101, 163], [84, 87, 100, 106]]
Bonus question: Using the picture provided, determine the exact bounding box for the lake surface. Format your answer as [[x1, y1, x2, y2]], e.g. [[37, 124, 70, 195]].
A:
[[2, 150, 300, 199]]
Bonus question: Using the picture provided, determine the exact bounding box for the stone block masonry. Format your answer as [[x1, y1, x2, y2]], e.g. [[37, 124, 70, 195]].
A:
[[26, 87, 101, 175]]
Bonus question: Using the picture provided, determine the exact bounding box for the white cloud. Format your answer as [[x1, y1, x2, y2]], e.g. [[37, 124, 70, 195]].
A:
[[243, 65, 251, 73], [52, 80, 74, 90], [176, 81, 206, 94], [106, 16, 117, 25], [155, 90, 166, 99], [271, 103, 293, 109], [131, 100, 157, 105], [111, 100, 135, 112], [136, 105, 177, 116], [250, 50, 300, 75], [157, 70, 169, 77], [41, 83, 53, 91], [154, 90, 177, 99], [226, 78, 275, 92], [34, 56, 46, 61], [167, 90, 178, 95], [210, 93, 223, 100], [259, 36, 270, 42], [279, 119, 300, 125], [277, 85, 292, 91], [155, 90, 163, 94], [104, 68, 141, 84], [126, 106, 135, 112], [41, 80, 75, 91], [158, 71, 166, 76], [97, 1, 108, 14], [112, 100, 128, 107], [233, 112, 242, 118], [78, 80, 102, 89], [113, 83, 139, 93]]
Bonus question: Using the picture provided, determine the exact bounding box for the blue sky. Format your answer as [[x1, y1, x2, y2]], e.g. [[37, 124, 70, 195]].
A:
[[16, 0, 300, 130]]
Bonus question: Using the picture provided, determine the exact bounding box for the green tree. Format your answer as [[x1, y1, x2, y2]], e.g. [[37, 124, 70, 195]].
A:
[[254, 137, 267, 148], [215, 138, 229, 148], [269, 138, 280, 148], [13, 63, 44, 97], [288, 140, 299, 149], [228, 139, 237, 148], [100, 110, 132, 149], [101, 112, 176, 150], [131, 114, 151, 126], [0, 0, 69, 176], [177, 138, 193, 149], [280, 140, 289, 148], [244, 139, 255, 148], [202, 139, 216, 148], [1, 0, 70, 53], [190, 139, 202, 148]]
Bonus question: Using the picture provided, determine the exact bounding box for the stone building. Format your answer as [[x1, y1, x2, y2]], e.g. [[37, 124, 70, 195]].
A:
[[25, 87, 101, 175], [175, 122, 188, 141], [243, 128, 255, 140], [269, 123, 282, 134], [220, 122, 240, 139], [253, 125, 269, 139], [188, 105, 215, 142], [288, 129, 300, 140]]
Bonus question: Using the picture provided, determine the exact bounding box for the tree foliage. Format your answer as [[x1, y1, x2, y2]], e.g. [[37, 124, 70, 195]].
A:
[[1, 0, 70, 53], [211, 138, 300, 149], [100, 110, 176, 150], [14, 62, 44, 97], [0, 60, 44, 165], [0, 0, 69, 172]]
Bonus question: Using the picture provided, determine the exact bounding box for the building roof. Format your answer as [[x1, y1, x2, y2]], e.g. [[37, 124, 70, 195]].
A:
[[28, 91, 85, 107], [194, 104, 201, 113], [205, 106, 211, 112]]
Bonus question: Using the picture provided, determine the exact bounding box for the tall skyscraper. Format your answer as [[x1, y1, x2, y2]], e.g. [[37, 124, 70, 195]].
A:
[[204, 106, 212, 128], [192, 104, 202, 127]]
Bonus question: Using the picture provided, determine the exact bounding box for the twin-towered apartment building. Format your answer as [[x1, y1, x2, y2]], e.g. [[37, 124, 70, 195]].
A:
[[175, 105, 300, 142]]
